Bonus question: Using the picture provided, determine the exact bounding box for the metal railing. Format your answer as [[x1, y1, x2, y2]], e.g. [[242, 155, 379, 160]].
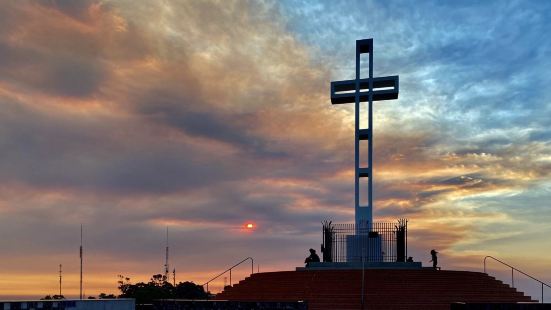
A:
[[322, 220, 408, 263], [484, 256, 551, 303], [202, 257, 254, 293]]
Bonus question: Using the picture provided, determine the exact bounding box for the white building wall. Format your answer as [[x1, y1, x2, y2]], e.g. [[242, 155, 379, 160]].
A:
[[0, 299, 135, 310]]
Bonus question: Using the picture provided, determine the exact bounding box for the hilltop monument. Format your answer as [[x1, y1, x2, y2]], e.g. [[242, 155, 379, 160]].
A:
[[324, 39, 403, 263], [216, 39, 538, 309]]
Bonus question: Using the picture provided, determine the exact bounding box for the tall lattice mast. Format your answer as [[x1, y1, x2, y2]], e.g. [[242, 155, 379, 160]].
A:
[[79, 224, 83, 299], [164, 227, 169, 282], [59, 264, 62, 297]]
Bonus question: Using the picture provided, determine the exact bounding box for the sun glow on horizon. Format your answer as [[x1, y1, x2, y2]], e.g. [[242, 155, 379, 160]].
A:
[[243, 222, 256, 232]]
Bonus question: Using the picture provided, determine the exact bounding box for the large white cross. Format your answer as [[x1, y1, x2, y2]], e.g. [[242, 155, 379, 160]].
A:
[[330, 39, 399, 229]]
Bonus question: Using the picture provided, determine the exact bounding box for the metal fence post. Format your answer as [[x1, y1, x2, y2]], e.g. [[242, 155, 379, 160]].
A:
[[511, 268, 514, 288]]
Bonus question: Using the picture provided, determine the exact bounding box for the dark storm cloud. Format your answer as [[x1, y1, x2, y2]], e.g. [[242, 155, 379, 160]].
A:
[[439, 174, 485, 187], [45, 0, 100, 20], [135, 89, 288, 159], [0, 7, 108, 98], [0, 49, 105, 97], [529, 130, 551, 142], [0, 96, 254, 193], [43, 56, 105, 97]]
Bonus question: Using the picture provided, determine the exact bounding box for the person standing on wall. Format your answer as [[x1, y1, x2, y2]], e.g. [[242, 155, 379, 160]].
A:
[[430, 249, 438, 270]]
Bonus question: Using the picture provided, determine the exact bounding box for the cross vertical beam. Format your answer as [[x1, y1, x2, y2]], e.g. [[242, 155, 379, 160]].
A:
[[330, 39, 399, 229]]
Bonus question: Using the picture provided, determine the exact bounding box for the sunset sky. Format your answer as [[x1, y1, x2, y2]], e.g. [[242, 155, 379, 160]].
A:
[[0, 0, 550, 299]]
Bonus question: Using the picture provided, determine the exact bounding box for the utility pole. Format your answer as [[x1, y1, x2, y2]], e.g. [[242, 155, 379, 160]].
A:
[[80, 224, 83, 299], [59, 264, 62, 296]]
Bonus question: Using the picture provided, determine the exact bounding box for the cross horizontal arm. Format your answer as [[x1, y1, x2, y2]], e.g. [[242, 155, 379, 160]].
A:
[[356, 39, 373, 54], [330, 75, 399, 104]]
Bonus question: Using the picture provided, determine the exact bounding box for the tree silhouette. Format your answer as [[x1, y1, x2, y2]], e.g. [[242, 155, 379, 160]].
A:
[[116, 274, 207, 304], [41, 295, 65, 300]]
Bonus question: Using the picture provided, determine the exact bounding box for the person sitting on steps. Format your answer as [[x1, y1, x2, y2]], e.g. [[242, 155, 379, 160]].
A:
[[305, 248, 320, 266]]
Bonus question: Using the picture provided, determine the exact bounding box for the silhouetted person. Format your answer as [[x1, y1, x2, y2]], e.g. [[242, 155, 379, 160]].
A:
[[406, 256, 414, 263], [305, 248, 320, 266], [430, 249, 438, 270]]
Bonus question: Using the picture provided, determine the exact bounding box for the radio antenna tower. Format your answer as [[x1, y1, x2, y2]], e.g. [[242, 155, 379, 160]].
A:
[[59, 264, 62, 296], [80, 224, 83, 299], [164, 227, 169, 282]]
